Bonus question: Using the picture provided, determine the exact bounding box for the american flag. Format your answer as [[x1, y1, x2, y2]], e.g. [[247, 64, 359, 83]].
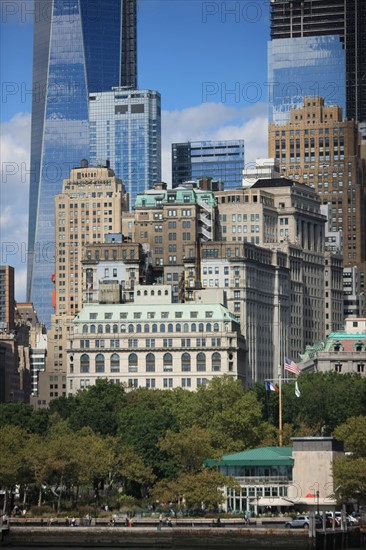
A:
[[284, 357, 301, 376]]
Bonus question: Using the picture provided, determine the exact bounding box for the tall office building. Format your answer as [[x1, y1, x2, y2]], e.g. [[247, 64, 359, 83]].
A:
[[27, 0, 137, 325], [89, 89, 161, 210], [53, 164, 126, 316], [268, 97, 366, 267], [172, 141, 245, 189], [269, 0, 366, 124], [0, 266, 15, 331]]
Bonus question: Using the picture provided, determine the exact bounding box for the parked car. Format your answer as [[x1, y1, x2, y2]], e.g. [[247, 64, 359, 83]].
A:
[[347, 515, 359, 525], [326, 512, 341, 527], [285, 515, 310, 528]]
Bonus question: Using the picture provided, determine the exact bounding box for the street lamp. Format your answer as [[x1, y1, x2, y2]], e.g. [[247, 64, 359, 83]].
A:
[[316, 490, 320, 516]]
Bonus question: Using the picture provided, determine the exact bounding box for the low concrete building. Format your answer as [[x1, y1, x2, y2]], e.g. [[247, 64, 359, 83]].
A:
[[206, 437, 343, 514], [67, 286, 247, 393]]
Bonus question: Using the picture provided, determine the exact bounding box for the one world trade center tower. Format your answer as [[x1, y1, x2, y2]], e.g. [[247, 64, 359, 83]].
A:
[[27, 0, 136, 325]]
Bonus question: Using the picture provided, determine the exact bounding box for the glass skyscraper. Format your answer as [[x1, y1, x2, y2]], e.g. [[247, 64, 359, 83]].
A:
[[172, 140, 245, 189], [89, 89, 161, 210], [268, 35, 346, 124], [27, 0, 137, 325], [269, 0, 366, 124]]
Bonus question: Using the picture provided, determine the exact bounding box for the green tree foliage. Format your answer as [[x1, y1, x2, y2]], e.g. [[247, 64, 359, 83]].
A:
[[332, 456, 366, 505], [0, 425, 30, 511], [117, 388, 180, 478], [152, 469, 238, 511], [333, 416, 366, 456], [253, 372, 366, 436], [0, 403, 49, 434], [332, 416, 366, 504], [159, 426, 216, 473], [65, 379, 127, 435], [104, 437, 155, 494], [181, 377, 272, 453]]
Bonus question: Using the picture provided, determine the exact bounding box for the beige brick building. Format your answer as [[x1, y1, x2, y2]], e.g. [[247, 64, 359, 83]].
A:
[[134, 182, 217, 301], [39, 165, 128, 406], [268, 97, 366, 267]]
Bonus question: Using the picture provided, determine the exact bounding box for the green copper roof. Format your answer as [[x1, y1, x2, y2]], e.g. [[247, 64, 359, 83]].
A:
[[205, 446, 293, 467], [135, 187, 217, 208], [75, 302, 239, 324]]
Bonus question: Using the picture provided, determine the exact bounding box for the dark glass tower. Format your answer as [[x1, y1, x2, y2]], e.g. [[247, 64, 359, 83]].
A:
[[172, 141, 245, 189], [269, 0, 366, 123], [27, 0, 137, 325]]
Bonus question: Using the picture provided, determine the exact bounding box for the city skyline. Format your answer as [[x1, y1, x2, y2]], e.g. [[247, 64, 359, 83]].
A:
[[1, 1, 270, 304]]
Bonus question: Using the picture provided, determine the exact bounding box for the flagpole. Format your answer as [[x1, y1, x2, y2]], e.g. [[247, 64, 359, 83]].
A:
[[278, 363, 282, 447]]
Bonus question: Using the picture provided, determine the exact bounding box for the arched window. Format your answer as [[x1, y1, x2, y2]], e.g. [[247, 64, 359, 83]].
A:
[[128, 353, 138, 372], [136, 324, 142, 333], [176, 323, 181, 332], [199, 323, 204, 332], [146, 353, 155, 372], [158, 290, 162, 296], [137, 290, 141, 296], [213, 323, 219, 332], [128, 324, 134, 333], [105, 324, 111, 334], [183, 323, 189, 333], [168, 323, 174, 333], [197, 352, 206, 372], [96, 353, 105, 373], [152, 323, 158, 333], [80, 354, 90, 373], [113, 324, 118, 334], [163, 353, 173, 372], [121, 324, 126, 333], [333, 341, 343, 352], [206, 323, 212, 332], [110, 353, 120, 373], [191, 323, 196, 332], [354, 341, 365, 352], [82, 324, 88, 334], [144, 290, 148, 296], [160, 324, 166, 333], [144, 323, 150, 333], [182, 353, 191, 372], [151, 290, 155, 296], [97, 324, 103, 334], [212, 352, 221, 371], [90, 324, 96, 334]]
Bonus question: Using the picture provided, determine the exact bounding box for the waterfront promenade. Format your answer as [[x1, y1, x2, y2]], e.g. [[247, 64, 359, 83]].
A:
[[1, 518, 364, 549]]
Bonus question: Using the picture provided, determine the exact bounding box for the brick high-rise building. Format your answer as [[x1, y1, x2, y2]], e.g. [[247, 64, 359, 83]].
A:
[[54, 163, 127, 316], [0, 265, 15, 331], [268, 97, 366, 267], [37, 163, 128, 407]]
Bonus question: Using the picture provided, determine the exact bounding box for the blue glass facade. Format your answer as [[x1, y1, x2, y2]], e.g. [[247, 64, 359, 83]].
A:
[[268, 35, 346, 124], [172, 140, 245, 189], [89, 89, 161, 210], [27, 0, 134, 325], [80, 0, 122, 93]]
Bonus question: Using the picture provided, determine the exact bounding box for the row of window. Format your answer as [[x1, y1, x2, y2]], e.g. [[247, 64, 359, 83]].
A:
[[81, 322, 223, 334], [79, 337, 223, 350], [77, 377, 207, 390], [76, 352, 223, 373]]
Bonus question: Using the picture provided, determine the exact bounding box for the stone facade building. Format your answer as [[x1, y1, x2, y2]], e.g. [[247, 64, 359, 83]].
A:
[[67, 286, 247, 393]]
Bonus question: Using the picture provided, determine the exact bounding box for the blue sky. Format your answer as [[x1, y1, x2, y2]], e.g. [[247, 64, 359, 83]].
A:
[[0, 0, 270, 299]]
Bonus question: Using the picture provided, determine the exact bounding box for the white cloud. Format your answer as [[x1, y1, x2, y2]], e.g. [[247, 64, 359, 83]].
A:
[[161, 101, 268, 183], [0, 112, 31, 301]]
